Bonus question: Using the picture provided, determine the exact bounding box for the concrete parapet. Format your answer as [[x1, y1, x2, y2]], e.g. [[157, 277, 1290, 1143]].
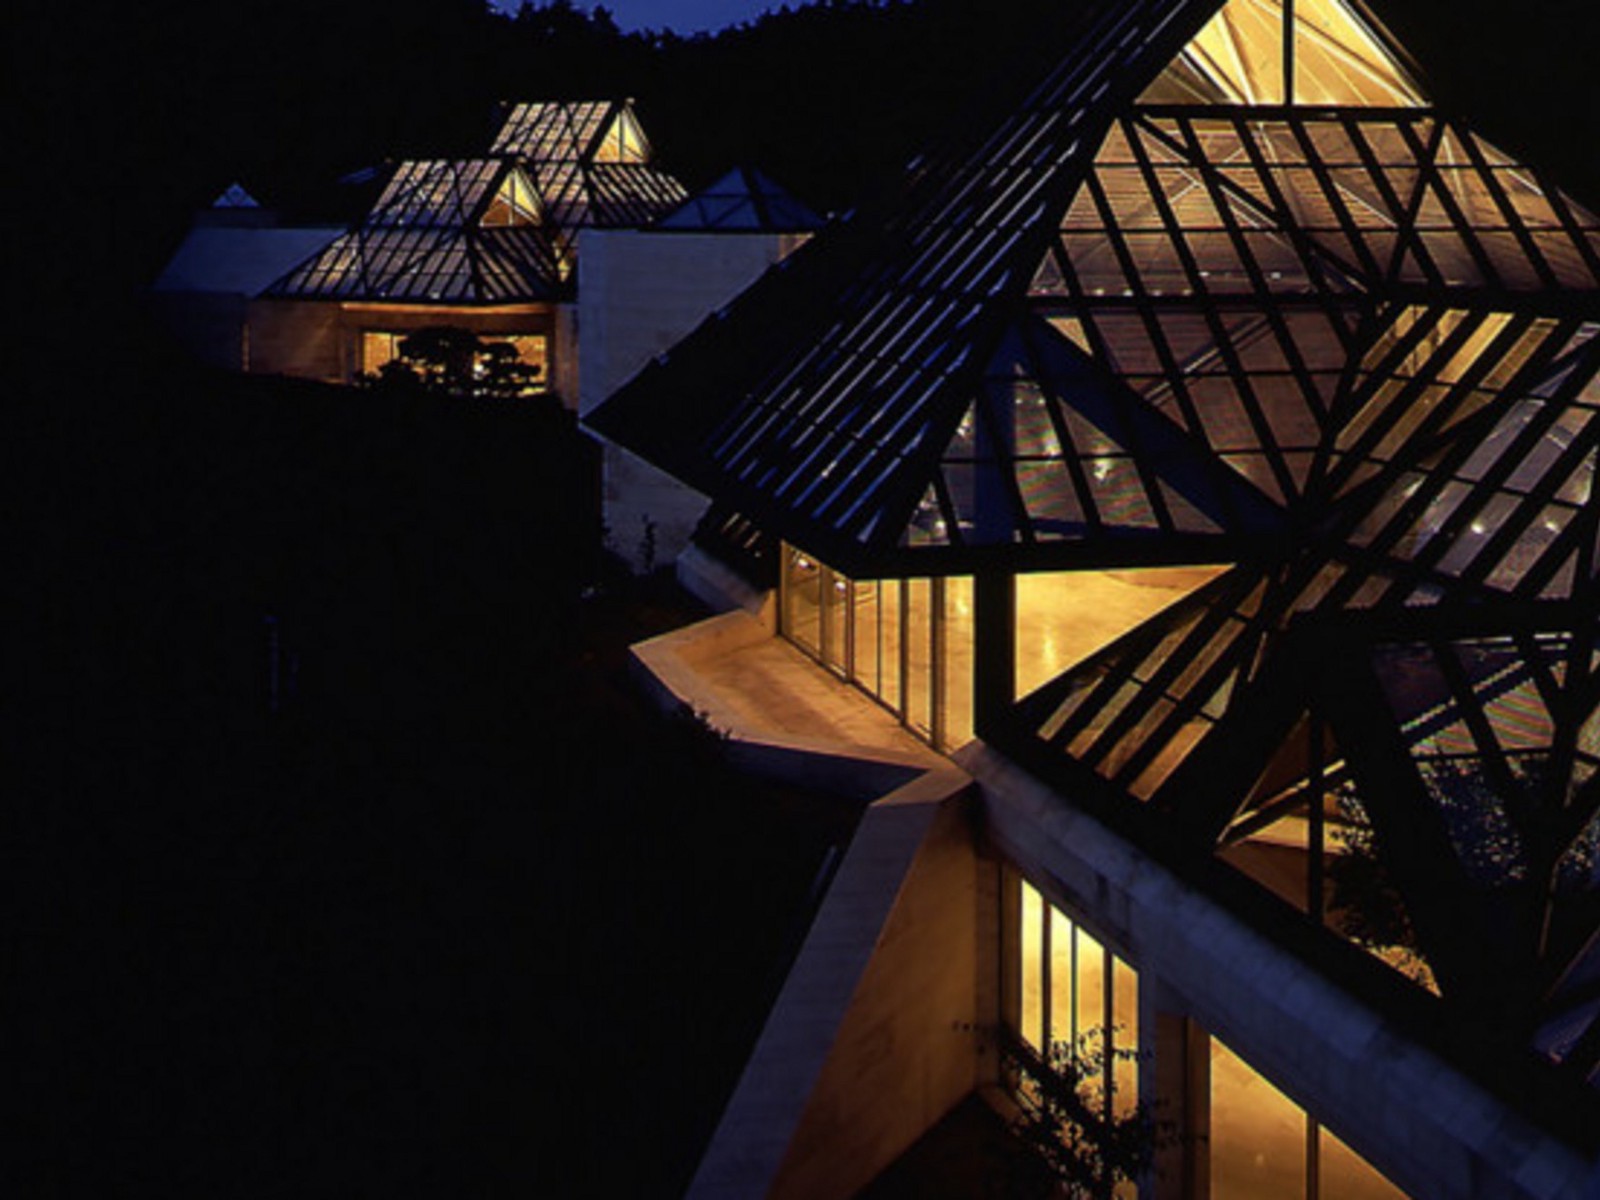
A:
[[958, 741, 1598, 1200], [686, 765, 977, 1200]]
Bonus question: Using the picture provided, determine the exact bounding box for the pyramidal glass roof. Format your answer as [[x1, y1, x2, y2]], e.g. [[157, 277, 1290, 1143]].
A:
[[490, 99, 688, 237], [269, 159, 566, 303], [269, 100, 688, 304], [654, 166, 824, 232], [588, 0, 1600, 1085], [589, 0, 1600, 578]]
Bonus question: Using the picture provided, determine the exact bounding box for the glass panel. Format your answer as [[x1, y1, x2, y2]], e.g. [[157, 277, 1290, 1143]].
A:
[[1211, 1036, 1308, 1199], [941, 576, 975, 750], [504, 335, 550, 391], [361, 330, 402, 376], [1320, 1127, 1408, 1198], [906, 578, 934, 737], [1112, 955, 1139, 1118], [784, 545, 822, 656], [880, 578, 903, 713], [1293, 0, 1424, 106], [1049, 906, 1076, 1049], [1075, 927, 1108, 1070], [822, 568, 848, 676], [852, 580, 881, 694], [1183, 0, 1285, 104], [1020, 881, 1045, 1051]]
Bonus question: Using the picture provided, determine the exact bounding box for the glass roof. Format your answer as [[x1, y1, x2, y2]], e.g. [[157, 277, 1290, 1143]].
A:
[[270, 101, 687, 302], [270, 160, 567, 302], [1142, 0, 1425, 106], [586, 0, 1600, 1080], [491, 100, 687, 237], [654, 167, 824, 232]]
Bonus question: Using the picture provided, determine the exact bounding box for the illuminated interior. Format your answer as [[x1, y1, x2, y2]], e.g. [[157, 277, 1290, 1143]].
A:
[[588, 0, 1600, 1096], [1002, 874, 1407, 1196], [359, 329, 550, 390], [1141, 0, 1424, 106], [595, 107, 651, 164], [1211, 1035, 1405, 1197], [1011, 879, 1139, 1118], [779, 547, 1220, 751], [781, 548, 973, 748], [481, 170, 543, 227]]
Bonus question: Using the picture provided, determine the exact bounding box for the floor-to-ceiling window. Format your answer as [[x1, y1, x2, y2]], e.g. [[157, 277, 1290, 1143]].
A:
[[1211, 1035, 1406, 1199], [1010, 878, 1141, 1111], [779, 546, 974, 751], [779, 548, 1225, 751], [1000, 871, 1410, 1198], [1003, 875, 1141, 1199]]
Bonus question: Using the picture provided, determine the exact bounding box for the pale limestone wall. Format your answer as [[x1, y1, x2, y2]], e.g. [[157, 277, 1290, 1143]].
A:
[[960, 743, 1598, 1200], [577, 229, 791, 572], [686, 770, 979, 1200], [246, 298, 344, 382]]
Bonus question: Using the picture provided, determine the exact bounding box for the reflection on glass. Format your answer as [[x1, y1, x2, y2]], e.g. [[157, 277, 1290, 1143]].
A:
[[1013, 879, 1139, 1116], [1211, 1035, 1409, 1197], [1211, 1037, 1307, 1198], [784, 547, 822, 655], [853, 580, 880, 695]]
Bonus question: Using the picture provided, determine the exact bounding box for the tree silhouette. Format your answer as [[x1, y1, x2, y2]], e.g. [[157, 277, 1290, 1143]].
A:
[[366, 326, 547, 400]]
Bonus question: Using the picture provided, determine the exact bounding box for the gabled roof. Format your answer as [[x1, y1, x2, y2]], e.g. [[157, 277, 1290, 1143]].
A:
[[654, 166, 824, 233], [589, 0, 1600, 578], [267, 158, 567, 304]]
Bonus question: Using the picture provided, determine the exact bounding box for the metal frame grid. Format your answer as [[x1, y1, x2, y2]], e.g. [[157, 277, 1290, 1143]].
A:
[[654, 166, 824, 233], [492, 99, 687, 238], [270, 100, 688, 304], [269, 158, 567, 303], [588, 0, 1600, 1091]]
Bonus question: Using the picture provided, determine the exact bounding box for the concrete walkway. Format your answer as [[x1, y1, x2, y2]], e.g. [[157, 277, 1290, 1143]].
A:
[[631, 609, 947, 769]]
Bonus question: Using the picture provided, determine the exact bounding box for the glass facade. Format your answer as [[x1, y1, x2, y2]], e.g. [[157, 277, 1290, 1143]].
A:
[[1211, 1036, 1406, 1198], [779, 546, 973, 750], [779, 548, 1221, 752], [1002, 870, 1408, 1198], [1010, 878, 1140, 1116]]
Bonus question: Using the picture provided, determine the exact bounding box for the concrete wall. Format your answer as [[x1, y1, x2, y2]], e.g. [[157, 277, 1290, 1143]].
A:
[[577, 229, 794, 572], [246, 298, 344, 382], [960, 742, 1599, 1200], [686, 768, 981, 1200]]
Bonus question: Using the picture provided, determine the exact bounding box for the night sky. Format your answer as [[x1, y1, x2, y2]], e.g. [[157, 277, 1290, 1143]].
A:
[[492, 0, 776, 33]]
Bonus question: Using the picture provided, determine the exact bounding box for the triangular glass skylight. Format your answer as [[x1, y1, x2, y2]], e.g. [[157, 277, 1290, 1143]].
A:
[[1140, 0, 1424, 106]]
